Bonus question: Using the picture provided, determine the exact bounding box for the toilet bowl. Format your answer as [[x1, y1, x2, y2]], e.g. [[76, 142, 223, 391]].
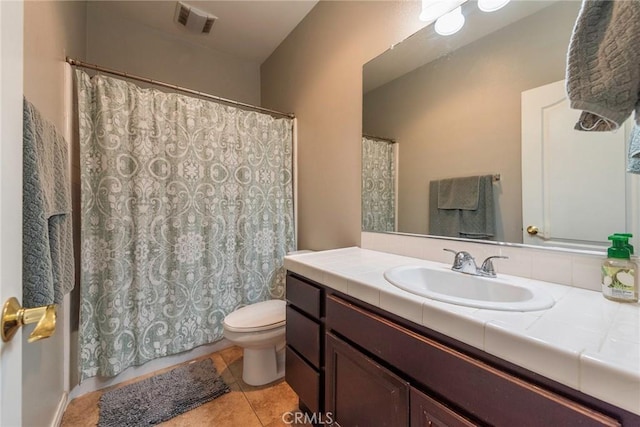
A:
[[223, 299, 286, 386]]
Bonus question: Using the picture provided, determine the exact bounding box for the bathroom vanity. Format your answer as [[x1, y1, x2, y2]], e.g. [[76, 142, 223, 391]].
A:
[[284, 248, 640, 426]]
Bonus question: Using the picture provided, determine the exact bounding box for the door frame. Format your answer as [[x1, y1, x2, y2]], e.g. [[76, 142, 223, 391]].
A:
[[0, 0, 24, 426]]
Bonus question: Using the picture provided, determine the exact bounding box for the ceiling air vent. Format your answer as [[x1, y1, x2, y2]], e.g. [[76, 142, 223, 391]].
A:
[[174, 1, 217, 35]]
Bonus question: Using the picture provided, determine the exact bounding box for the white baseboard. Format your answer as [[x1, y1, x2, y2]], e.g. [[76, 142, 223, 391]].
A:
[[51, 392, 68, 427], [69, 339, 232, 400]]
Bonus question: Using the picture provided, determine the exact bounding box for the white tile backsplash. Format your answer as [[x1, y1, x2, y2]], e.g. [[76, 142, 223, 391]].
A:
[[496, 246, 533, 277], [531, 251, 573, 285], [571, 254, 603, 292], [361, 232, 609, 292]]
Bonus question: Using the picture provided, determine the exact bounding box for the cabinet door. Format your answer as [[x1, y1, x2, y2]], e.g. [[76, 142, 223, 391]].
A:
[[410, 388, 476, 427], [326, 333, 409, 427]]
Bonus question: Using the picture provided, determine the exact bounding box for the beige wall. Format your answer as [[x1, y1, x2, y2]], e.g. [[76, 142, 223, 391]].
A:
[[86, 2, 261, 105], [261, 1, 428, 250], [23, 1, 87, 425], [363, 2, 580, 243]]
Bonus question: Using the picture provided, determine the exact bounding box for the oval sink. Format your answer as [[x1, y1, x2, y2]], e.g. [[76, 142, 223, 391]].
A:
[[384, 265, 555, 311]]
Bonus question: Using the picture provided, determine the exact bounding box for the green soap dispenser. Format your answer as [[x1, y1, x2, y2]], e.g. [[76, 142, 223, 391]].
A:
[[602, 234, 638, 303]]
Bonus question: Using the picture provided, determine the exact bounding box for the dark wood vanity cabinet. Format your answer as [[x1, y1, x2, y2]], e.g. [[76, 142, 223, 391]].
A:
[[285, 274, 324, 414], [326, 333, 409, 427], [285, 273, 633, 427]]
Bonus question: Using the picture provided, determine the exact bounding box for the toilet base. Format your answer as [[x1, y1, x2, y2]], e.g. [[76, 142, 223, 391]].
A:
[[242, 344, 285, 386]]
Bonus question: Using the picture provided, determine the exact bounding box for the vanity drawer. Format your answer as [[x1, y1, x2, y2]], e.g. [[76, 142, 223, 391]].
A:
[[326, 295, 619, 427], [286, 346, 320, 414], [411, 387, 476, 427], [286, 274, 321, 319], [286, 305, 321, 368]]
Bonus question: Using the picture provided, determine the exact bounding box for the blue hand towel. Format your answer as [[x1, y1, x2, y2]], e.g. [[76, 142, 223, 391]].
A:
[[23, 98, 75, 308]]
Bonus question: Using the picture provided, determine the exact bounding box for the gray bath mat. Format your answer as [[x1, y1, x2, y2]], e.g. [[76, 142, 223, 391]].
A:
[[98, 358, 230, 427]]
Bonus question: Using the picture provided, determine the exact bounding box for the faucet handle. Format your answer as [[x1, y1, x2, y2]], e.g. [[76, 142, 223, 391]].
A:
[[479, 255, 509, 278], [443, 248, 458, 256], [443, 249, 475, 271]]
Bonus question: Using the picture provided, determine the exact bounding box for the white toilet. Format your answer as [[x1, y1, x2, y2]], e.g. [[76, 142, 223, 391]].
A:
[[223, 299, 286, 386]]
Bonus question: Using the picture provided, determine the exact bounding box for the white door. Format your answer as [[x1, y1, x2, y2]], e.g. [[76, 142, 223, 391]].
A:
[[0, 1, 24, 426], [522, 80, 638, 250]]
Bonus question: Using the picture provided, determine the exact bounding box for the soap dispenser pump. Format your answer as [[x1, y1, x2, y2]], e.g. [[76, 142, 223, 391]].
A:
[[602, 234, 638, 303], [614, 232, 634, 255]]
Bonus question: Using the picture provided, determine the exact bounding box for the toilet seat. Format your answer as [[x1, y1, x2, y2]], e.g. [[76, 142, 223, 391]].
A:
[[223, 299, 286, 333]]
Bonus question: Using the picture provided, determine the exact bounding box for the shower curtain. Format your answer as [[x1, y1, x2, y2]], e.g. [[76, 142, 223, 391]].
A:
[[362, 136, 396, 232], [76, 70, 294, 380]]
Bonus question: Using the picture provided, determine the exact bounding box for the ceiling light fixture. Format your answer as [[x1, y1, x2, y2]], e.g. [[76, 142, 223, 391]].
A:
[[478, 0, 511, 13], [419, 0, 457, 23], [435, 6, 465, 36]]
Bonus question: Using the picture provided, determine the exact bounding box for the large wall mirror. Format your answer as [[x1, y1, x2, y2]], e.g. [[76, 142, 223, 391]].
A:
[[362, 0, 640, 251]]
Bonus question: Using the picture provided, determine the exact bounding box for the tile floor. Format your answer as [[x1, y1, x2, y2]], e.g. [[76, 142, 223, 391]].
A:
[[61, 346, 310, 427]]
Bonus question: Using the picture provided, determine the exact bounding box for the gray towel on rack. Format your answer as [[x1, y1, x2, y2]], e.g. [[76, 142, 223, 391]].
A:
[[23, 98, 75, 308], [437, 176, 479, 210], [429, 175, 495, 240], [429, 181, 459, 237]]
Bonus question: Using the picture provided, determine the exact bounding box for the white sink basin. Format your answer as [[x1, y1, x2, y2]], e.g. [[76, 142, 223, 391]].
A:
[[383, 265, 555, 312]]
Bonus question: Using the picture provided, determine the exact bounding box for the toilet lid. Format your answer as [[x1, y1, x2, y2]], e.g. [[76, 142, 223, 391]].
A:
[[224, 299, 286, 332]]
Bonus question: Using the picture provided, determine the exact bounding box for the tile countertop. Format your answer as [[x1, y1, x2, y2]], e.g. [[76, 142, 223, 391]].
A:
[[283, 247, 640, 416]]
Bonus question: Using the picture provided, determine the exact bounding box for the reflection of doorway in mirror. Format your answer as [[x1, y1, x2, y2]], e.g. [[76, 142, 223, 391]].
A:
[[362, 136, 398, 232], [522, 80, 639, 250]]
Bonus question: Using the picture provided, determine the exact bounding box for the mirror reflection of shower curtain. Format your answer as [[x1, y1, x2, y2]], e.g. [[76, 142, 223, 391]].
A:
[[362, 136, 396, 232], [75, 70, 294, 381]]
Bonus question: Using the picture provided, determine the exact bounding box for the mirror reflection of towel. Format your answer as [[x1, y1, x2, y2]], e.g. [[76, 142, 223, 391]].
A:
[[437, 176, 480, 210], [429, 175, 495, 240]]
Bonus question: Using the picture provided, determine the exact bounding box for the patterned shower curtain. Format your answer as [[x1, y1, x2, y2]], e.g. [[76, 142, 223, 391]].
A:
[[76, 70, 294, 380], [362, 136, 396, 232]]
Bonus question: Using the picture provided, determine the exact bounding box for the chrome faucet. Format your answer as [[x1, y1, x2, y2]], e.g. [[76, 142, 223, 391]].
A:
[[443, 249, 477, 274], [443, 249, 508, 278]]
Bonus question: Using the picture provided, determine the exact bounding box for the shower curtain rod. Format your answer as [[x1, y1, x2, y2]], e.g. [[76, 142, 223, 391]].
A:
[[66, 57, 295, 119]]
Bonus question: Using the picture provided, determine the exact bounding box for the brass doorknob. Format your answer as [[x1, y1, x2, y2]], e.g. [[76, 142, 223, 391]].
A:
[[1, 297, 56, 343], [526, 225, 539, 236]]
